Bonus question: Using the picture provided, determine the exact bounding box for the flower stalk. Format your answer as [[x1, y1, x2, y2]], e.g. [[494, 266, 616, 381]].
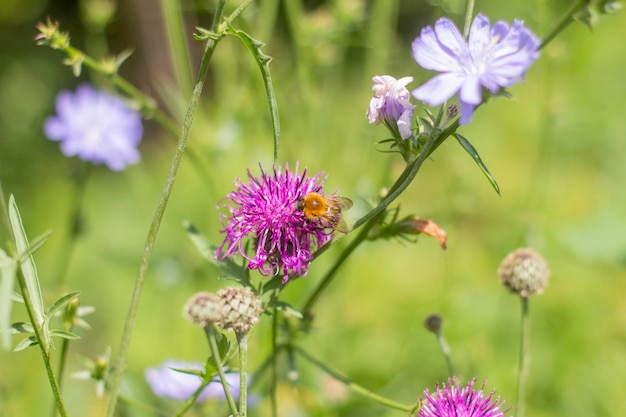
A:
[[104, 2, 227, 416], [296, 346, 412, 412], [516, 297, 530, 417], [205, 325, 239, 416]]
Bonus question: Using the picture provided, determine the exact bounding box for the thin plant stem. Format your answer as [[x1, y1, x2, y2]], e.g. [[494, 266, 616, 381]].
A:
[[160, 0, 193, 95], [270, 308, 278, 417], [462, 0, 476, 38], [15, 268, 68, 417], [539, 0, 587, 50], [205, 324, 239, 416], [237, 332, 249, 417], [104, 3, 228, 416], [51, 332, 72, 417], [171, 357, 221, 417], [55, 162, 90, 287], [516, 297, 530, 417], [436, 332, 455, 378], [302, 122, 459, 315], [295, 346, 412, 412]]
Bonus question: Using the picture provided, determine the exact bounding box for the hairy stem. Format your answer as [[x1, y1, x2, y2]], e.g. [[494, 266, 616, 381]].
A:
[[104, 3, 227, 416]]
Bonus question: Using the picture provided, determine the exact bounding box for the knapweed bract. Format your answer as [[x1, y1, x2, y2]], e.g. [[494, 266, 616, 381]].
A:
[[411, 13, 540, 124], [215, 163, 338, 282], [44, 83, 143, 171]]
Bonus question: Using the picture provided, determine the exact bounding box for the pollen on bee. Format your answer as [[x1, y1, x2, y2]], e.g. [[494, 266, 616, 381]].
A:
[[302, 192, 328, 218]]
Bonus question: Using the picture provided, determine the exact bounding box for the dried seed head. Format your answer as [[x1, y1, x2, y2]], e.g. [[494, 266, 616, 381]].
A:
[[217, 287, 263, 334], [498, 248, 550, 298], [184, 292, 224, 327]]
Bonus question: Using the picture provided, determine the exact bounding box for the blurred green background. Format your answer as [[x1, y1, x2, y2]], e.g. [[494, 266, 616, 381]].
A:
[[1, 0, 626, 416]]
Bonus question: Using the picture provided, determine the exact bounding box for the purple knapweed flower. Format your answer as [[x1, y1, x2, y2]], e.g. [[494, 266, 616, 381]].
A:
[[216, 163, 335, 282], [145, 361, 244, 402], [367, 75, 416, 139], [417, 378, 508, 417], [411, 13, 540, 125], [44, 83, 143, 171]]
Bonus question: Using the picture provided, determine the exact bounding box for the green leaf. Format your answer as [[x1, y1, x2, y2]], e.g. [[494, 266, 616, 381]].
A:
[[8, 195, 45, 326], [14, 335, 38, 351], [184, 221, 250, 285], [49, 329, 81, 340], [0, 249, 17, 350], [267, 300, 303, 319], [11, 321, 34, 334], [46, 292, 80, 318], [454, 133, 500, 195], [225, 26, 280, 161]]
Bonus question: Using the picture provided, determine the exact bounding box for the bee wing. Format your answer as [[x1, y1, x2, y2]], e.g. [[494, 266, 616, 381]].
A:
[[335, 218, 349, 234], [338, 197, 353, 211]]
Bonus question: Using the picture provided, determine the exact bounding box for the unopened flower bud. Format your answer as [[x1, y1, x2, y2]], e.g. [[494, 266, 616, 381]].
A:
[[498, 248, 550, 297], [217, 287, 263, 334], [184, 292, 223, 327], [424, 313, 443, 334], [446, 104, 459, 119]]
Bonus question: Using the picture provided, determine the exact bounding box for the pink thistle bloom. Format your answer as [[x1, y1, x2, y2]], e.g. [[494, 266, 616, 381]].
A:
[[367, 75, 416, 139], [216, 163, 335, 282], [417, 379, 508, 417], [411, 14, 540, 124]]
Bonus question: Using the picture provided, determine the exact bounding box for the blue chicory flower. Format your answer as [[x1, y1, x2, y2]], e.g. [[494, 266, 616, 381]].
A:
[[411, 13, 540, 124], [367, 75, 416, 139], [44, 83, 143, 171], [145, 360, 244, 402]]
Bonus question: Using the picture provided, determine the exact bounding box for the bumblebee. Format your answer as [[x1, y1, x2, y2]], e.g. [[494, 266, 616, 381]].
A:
[[296, 192, 353, 233]]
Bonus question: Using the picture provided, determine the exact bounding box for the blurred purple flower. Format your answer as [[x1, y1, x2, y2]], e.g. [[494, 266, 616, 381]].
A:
[[417, 378, 507, 417], [145, 361, 244, 402], [411, 13, 540, 124], [44, 83, 143, 171], [367, 75, 416, 139], [216, 163, 333, 282]]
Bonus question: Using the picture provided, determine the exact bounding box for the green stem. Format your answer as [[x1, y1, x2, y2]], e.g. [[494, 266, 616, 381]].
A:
[[15, 268, 68, 417], [205, 325, 239, 416], [171, 361, 217, 417], [516, 297, 530, 417], [104, 3, 227, 416], [539, 0, 587, 50], [237, 332, 248, 417], [302, 124, 456, 316], [55, 162, 90, 287], [51, 334, 72, 417], [270, 309, 278, 417], [160, 0, 193, 95], [296, 346, 412, 412], [436, 332, 455, 378], [462, 0, 476, 38]]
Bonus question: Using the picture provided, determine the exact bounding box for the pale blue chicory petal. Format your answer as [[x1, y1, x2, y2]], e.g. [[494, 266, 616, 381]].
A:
[[145, 360, 245, 402], [44, 83, 143, 171], [411, 13, 540, 124], [367, 75, 416, 139]]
